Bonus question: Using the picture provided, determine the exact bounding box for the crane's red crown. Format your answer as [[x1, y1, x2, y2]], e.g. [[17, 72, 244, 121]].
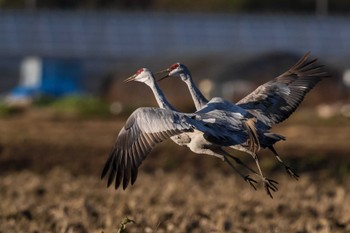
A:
[[136, 68, 144, 74], [169, 63, 179, 71]]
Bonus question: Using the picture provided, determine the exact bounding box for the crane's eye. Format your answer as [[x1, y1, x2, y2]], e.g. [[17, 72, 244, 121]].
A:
[[169, 64, 179, 71]]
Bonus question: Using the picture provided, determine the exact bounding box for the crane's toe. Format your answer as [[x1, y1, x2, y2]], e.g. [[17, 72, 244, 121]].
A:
[[285, 166, 299, 180], [244, 175, 258, 190], [263, 178, 279, 198]]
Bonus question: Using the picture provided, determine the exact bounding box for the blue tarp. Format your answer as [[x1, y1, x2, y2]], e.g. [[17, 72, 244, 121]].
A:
[[40, 58, 82, 97], [10, 58, 82, 99]]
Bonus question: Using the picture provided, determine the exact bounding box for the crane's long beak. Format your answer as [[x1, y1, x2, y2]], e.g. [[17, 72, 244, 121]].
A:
[[157, 74, 170, 82], [156, 69, 169, 74], [156, 69, 170, 82], [123, 74, 137, 83]]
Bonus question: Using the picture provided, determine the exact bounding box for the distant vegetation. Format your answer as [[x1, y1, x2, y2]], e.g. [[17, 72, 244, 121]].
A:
[[0, 95, 112, 119], [0, 102, 22, 117], [42, 95, 111, 118]]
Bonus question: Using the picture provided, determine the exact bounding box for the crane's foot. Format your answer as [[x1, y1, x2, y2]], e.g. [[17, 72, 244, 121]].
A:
[[285, 166, 299, 180], [263, 178, 279, 198], [244, 175, 257, 190]]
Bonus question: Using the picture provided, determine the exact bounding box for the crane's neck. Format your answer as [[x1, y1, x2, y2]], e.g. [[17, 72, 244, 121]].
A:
[[181, 73, 208, 110], [146, 78, 177, 111]]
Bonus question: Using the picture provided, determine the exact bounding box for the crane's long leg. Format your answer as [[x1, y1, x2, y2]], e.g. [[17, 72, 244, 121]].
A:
[[224, 153, 259, 175], [199, 147, 258, 190], [223, 155, 257, 190], [268, 146, 299, 180], [229, 145, 279, 198], [252, 153, 278, 198]]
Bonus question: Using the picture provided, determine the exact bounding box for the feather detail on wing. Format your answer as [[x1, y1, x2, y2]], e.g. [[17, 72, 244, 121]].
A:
[[243, 118, 260, 153], [101, 107, 193, 190], [237, 52, 330, 127]]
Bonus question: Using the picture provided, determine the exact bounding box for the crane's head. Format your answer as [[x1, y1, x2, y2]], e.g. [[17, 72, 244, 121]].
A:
[[157, 63, 191, 82], [124, 68, 154, 84]]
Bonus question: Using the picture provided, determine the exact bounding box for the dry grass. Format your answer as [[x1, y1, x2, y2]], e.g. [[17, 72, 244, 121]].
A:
[[0, 110, 349, 232]]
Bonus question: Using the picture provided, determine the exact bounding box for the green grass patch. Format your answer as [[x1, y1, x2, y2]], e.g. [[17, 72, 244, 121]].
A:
[[49, 95, 111, 118], [32, 96, 57, 107], [0, 102, 23, 117]]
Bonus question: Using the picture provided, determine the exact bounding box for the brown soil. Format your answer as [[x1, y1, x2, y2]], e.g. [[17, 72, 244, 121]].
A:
[[0, 112, 349, 233]]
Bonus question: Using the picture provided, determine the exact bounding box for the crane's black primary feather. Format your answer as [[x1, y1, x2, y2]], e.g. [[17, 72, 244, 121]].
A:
[[237, 52, 330, 127], [101, 107, 193, 190], [101, 149, 114, 180]]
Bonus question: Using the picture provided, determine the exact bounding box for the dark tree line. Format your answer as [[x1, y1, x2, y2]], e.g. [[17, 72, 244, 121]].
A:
[[0, 0, 350, 14]]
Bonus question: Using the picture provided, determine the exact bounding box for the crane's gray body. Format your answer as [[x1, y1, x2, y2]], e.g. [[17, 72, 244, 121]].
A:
[[101, 53, 329, 192], [101, 69, 261, 190]]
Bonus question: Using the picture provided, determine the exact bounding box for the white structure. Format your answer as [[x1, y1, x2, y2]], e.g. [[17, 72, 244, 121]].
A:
[[20, 57, 42, 88], [343, 69, 350, 87]]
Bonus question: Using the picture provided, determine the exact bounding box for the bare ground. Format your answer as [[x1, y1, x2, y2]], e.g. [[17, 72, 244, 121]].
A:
[[0, 111, 350, 233]]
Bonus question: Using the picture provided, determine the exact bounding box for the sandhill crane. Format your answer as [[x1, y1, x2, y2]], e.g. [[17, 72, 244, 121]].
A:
[[158, 52, 329, 182], [101, 68, 280, 196]]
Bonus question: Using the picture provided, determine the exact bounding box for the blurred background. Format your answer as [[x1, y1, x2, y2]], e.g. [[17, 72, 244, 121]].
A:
[[0, 1, 350, 232], [0, 0, 350, 110]]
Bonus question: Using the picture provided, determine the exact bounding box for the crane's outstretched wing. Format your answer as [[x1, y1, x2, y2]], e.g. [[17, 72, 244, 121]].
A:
[[101, 107, 193, 190], [237, 52, 330, 127]]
